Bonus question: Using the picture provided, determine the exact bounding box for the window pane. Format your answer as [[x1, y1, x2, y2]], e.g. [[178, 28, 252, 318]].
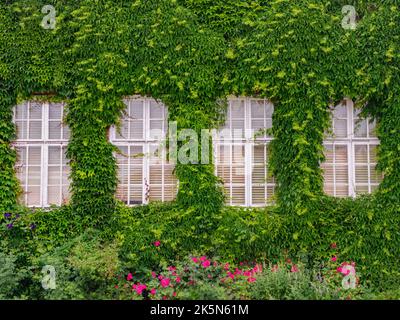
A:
[[355, 165, 369, 183], [354, 119, 368, 138], [334, 119, 347, 138], [29, 102, 42, 120], [355, 145, 368, 163], [29, 121, 42, 139]]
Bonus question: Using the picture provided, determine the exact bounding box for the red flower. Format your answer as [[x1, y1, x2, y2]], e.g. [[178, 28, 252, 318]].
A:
[[151, 271, 157, 278], [202, 260, 211, 268], [290, 265, 299, 273], [331, 243, 337, 249], [135, 283, 147, 295], [192, 257, 199, 263], [331, 256, 337, 262], [200, 256, 207, 262], [223, 263, 230, 271], [127, 273, 133, 281], [154, 240, 161, 247], [247, 277, 256, 283], [173, 292, 177, 297], [150, 288, 156, 295], [168, 266, 176, 272], [114, 285, 119, 289], [176, 277, 181, 283], [160, 278, 170, 288]]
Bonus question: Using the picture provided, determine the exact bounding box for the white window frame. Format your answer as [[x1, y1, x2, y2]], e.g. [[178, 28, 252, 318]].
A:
[[110, 97, 177, 205], [323, 98, 381, 197], [13, 101, 70, 207], [213, 97, 275, 207]]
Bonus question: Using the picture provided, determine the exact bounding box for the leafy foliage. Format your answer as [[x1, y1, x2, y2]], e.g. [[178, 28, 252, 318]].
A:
[[0, 0, 400, 297]]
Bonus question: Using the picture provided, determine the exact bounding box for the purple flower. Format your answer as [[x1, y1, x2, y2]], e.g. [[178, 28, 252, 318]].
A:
[[6, 223, 13, 229], [15, 214, 20, 219], [4, 213, 12, 219], [30, 223, 37, 230]]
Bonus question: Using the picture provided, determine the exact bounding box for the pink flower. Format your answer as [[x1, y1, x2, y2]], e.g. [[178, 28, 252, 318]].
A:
[[202, 260, 211, 268], [150, 288, 156, 295], [243, 270, 251, 277], [175, 277, 181, 283], [223, 263, 230, 271], [135, 283, 147, 295], [151, 271, 157, 278], [162, 296, 168, 300], [291, 265, 299, 273], [173, 292, 177, 297], [234, 268, 242, 275], [227, 271, 234, 279], [213, 261, 218, 267], [271, 264, 278, 272], [208, 274, 212, 279], [160, 278, 170, 288], [158, 275, 164, 280], [247, 277, 256, 283], [114, 285, 119, 289], [127, 273, 133, 281], [168, 266, 176, 272], [200, 256, 207, 262], [192, 257, 199, 263], [331, 256, 337, 262], [337, 267, 343, 273], [154, 240, 161, 247], [331, 243, 337, 249]]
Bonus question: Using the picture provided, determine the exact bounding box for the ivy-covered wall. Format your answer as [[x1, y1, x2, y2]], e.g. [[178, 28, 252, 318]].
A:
[[0, 1, 400, 281]]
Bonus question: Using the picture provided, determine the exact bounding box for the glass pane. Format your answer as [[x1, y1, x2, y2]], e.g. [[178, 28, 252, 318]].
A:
[[27, 186, 41, 206], [28, 147, 41, 165], [16, 121, 27, 139], [251, 100, 264, 118], [334, 103, 347, 118], [231, 100, 245, 119], [335, 145, 348, 163], [28, 166, 41, 185], [231, 186, 245, 205], [15, 103, 27, 120], [29, 102, 42, 120], [49, 121, 62, 139], [29, 121, 42, 139], [335, 165, 348, 184], [48, 166, 61, 185], [355, 165, 369, 183], [252, 186, 265, 205], [354, 119, 368, 138], [354, 145, 368, 163], [150, 101, 164, 119], [49, 103, 63, 120], [129, 120, 144, 139], [334, 119, 347, 138], [48, 187, 60, 205], [129, 100, 144, 118]]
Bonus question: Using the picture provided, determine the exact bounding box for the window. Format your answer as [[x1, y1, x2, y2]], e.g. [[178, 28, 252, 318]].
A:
[[214, 98, 275, 206], [322, 99, 383, 197], [110, 97, 177, 205], [14, 101, 70, 207]]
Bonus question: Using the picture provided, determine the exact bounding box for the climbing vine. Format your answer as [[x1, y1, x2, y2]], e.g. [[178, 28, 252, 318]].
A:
[[0, 0, 400, 285]]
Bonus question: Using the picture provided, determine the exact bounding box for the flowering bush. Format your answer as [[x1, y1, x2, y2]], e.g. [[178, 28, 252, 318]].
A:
[[113, 255, 265, 300]]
